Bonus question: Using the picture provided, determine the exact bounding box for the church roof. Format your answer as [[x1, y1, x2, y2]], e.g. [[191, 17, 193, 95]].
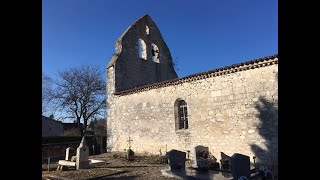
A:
[[114, 54, 278, 96], [42, 115, 62, 124]]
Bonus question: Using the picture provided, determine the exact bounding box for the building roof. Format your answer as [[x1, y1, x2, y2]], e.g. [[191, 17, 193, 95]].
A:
[[42, 115, 63, 124], [114, 54, 278, 96]]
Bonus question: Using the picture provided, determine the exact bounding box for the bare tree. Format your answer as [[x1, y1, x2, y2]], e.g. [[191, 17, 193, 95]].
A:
[[89, 118, 108, 153], [49, 65, 106, 136], [42, 73, 53, 115]]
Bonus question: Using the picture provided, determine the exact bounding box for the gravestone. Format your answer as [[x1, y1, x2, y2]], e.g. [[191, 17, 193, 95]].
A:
[[194, 145, 209, 168], [220, 152, 232, 170], [209, 155, 220, 170], [127, 148, 135, 161], [126, 136, 134, 161], [57, 147, 76, 170], [76, 137, 89, 169], [231, 153, 250, 180], [167, 149, 186, 170], [71, 156, 76, 162], [65, 147, 71, 160], [65, 147, 75, 160]]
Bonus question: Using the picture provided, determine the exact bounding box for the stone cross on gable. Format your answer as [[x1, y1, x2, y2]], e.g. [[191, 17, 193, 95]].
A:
[[127, 136, 133, 149]]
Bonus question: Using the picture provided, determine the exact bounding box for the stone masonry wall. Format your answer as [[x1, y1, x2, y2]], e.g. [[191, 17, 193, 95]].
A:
[[107, 62, 278, 168], [108, 15, 178, 92]]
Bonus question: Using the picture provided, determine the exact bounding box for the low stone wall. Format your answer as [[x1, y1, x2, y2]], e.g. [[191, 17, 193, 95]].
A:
[[42, 142, 80, 162]]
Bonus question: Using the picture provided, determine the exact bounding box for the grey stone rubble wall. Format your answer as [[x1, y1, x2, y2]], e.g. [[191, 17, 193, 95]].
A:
[[42, 142, 79, 162], [107, 62, 278, 168]]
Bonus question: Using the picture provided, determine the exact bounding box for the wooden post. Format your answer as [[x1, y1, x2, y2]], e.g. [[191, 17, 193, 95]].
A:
[[47, 157, 50, 173], [100, 133, 103, 153]]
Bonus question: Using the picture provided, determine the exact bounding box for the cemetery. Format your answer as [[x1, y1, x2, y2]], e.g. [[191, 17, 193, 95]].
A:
[[42, 4, 278, 180], [42, 139, 275, 180]]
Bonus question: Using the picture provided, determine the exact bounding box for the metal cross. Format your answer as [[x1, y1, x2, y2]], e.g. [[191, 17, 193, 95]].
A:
[[127, 136, 133, 149]]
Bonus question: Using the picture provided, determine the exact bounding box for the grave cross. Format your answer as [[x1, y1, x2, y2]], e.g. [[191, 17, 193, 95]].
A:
[[127, 136, 133, 149]]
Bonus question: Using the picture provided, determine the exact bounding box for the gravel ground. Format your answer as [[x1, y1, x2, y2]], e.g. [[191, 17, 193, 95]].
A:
[[41, 152, 272, 180], [42, 152, 179, 180]]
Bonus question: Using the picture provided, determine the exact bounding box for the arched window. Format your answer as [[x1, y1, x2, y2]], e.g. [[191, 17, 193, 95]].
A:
[[174, 99, 188, 130], [152, 43, 160, 63], [146, 25, 150, 35], [138, 38, 147, 60]]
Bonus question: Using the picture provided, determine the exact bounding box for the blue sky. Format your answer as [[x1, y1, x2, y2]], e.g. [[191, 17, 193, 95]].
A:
[[42, 0, 277, 78]]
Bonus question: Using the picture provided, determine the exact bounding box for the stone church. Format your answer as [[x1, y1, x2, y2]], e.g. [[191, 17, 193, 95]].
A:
[[106, 15, 278, 168]]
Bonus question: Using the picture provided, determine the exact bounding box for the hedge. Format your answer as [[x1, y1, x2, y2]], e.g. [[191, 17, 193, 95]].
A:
[[42, 136, 82, 144]]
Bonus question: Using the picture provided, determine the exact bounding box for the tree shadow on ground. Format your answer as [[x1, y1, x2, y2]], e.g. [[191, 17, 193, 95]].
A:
[[105, 165, 149, 168], [85, 170, 140, 180], [250, 96, 278, 178], [88, 175, 140, 180]]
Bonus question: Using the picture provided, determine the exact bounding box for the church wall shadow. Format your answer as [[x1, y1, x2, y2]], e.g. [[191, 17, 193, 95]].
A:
[[250, 95, 278, 177]]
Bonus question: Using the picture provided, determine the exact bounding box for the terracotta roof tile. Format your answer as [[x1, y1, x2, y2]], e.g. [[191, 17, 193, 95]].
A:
[[114, 54, 278, 96]]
